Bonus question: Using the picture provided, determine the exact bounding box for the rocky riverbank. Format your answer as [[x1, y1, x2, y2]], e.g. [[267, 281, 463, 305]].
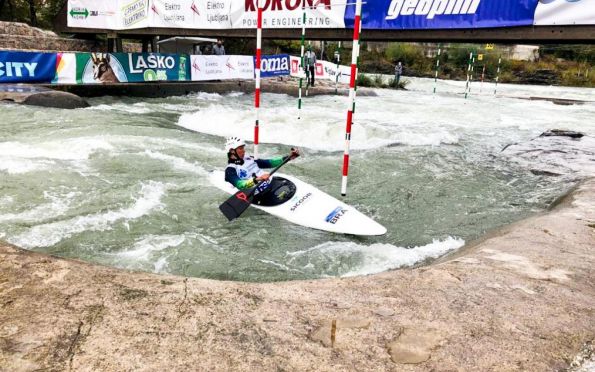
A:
[[1, 177, 593, 371]]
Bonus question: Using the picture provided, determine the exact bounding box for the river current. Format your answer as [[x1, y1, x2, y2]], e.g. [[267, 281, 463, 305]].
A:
[[1, 78, 593, 281]]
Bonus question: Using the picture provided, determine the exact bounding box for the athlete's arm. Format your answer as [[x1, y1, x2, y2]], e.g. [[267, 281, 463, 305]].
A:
[[225, 167, 255, 190]]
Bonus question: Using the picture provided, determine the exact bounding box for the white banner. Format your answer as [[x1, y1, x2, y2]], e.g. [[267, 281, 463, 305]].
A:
[[52, 53, 77, 84], [290, 56, 351, 84], [534, 0, 595, 26], [68, 0, 151, 29], [230, 0, 346, 29], [190, 55, 254, 81], [68, 0, 347, 29], [150, 0, 232, 29]]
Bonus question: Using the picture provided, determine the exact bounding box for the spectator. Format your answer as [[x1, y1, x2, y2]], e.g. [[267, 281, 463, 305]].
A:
[[213, 39, 225, 55], [395, 61, 403, 88], [304, 47, 317, 87]]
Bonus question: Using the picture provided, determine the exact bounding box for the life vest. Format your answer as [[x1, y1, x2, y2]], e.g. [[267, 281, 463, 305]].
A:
[[226, 155, 265, 180]]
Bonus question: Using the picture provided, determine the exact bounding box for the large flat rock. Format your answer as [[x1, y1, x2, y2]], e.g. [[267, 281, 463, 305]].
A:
[[0, 179, 594, 371]]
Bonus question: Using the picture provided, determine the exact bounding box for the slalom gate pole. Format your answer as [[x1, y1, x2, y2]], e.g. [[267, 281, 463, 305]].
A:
[[433, 44, 442, 95], [494, 55, 501, 96], [297, 2, 307, 120], [254, 0, 263, 158], [480, 64, 486, 94], [341, 0, 362, 197], [469, 56, 475, 94], [464, 52, 473, 99]]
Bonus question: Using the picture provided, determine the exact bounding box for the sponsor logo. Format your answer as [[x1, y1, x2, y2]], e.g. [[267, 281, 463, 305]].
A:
[[325, 206, 347, 224], [128, 55, 176, 73], [69, 7, 89, 19], [239, 169, 248, 178], [290, 192, 312, 212], [245, 0, 331, 12], [0, 62, 38, 78], [386, 0, 481, 21], [261, 56, 289, 73], [191, 1, 200, 15], [225, 58, 236, 72]]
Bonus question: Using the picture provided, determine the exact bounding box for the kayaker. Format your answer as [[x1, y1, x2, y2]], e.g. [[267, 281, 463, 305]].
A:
[[224, 137, 300, 195]]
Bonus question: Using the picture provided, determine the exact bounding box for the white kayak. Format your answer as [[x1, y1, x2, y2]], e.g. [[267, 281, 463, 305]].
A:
[[209, 171, 387, 236]]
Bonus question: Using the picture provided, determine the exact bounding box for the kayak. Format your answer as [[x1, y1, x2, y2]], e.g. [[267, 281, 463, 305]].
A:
[[209, 171, 387, 236]]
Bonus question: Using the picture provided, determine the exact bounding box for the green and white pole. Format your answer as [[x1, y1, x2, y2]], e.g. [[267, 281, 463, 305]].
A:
[[433, 44, 442, 95], [494, 55, 501, 96], [464, 52, 473, 99], [297, 3, 307, 120]]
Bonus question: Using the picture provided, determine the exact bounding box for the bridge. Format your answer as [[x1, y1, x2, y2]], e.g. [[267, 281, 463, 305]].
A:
[[54, 3, 595, 54]]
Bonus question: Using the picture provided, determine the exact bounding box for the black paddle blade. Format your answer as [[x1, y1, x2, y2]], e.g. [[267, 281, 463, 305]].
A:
[[219, 191, 252, 221]]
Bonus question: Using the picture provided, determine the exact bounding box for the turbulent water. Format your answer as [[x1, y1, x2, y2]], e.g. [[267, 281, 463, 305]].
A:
[[0, 78, 593, 282]]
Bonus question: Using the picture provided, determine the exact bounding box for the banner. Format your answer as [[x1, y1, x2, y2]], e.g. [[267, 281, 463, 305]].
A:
[[53, 53, 77, 84], [230, 0, 347, 28], [68, 0, 595, 29], [150, 0, 232, 29], [74, 53, 186, 83], [347, 0, 541, 29], [190, 55, 254, 81], [259, 54, 290, 78], [290, 55, 351, 84], [68, 0, 150, 30], [534, 0, 595, 25], [0, 51, 57, 83]]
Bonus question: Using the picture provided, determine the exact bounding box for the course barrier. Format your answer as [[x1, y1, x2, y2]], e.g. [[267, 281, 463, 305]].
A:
[[0, 51, 305, 84]]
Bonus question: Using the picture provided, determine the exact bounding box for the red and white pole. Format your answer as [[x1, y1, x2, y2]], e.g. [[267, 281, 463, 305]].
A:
[[341, 0, 362, 197], [254, 0, 263, 159]]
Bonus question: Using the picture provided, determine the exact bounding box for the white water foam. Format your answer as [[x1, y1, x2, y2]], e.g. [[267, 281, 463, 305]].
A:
[[117, 234, 186, 261], [9, 181, 168, 248], [287, 236, 465, 277], [0, 189, 81, 224], [143, 150, 210, 176]]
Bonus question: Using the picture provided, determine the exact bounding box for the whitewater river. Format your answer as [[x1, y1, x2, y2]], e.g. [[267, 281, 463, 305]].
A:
[[1, 78, 593, 281]]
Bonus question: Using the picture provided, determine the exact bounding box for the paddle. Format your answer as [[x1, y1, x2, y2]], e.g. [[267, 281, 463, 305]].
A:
[[219, 152, 297, 221]]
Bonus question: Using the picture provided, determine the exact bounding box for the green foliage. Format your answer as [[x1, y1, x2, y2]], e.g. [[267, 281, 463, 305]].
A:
[[385, 43, 424, 66], [0, 0, 66, 29]]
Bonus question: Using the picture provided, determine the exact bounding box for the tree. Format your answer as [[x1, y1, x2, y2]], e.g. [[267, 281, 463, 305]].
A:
[[27, 0, 37, 26]]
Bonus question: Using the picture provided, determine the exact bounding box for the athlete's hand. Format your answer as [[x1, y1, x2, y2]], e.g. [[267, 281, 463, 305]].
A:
[[289, 147, 300, 160], [257, 173, 270, 181]]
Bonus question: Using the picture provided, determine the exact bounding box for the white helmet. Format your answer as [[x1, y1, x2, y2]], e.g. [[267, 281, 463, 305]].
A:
[[225, 136, 245, 152]]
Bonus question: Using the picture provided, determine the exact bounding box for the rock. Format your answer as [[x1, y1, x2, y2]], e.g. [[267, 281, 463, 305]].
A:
[[23, 91, 89, 109], [540, 129, 584, 139], [374, 307, 395, 317], [387, 328, 443, 364], [0, 85, 88, 109]]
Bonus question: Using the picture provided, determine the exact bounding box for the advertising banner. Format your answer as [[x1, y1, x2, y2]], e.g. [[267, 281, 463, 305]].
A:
[[0, 51, 57, 83], [151, 0, 232, 29], [75, 53, 186, 83], [290, 55, 350, 84], [346, 0, 541, 29], [230, 0, 347, 29], [534, 0, 595, 25], [190, 55, 254, 81], [68, 0, 150, 29], [259, 54, 290, 78], [53, 53, 77, 84]]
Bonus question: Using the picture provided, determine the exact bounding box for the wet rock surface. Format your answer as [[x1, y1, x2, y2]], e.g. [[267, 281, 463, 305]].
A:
[[0, 84, 89, 109], [0, 179, 594, 371]]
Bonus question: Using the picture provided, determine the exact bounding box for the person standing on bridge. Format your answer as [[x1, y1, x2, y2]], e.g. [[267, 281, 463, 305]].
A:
[[304, 47, 317, 87], [212, 39, 226, 55]]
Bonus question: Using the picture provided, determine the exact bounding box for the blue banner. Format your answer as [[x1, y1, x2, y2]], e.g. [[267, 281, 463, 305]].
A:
[[0, 51, 57, 83], [346, 0, 540, 29], [259, 54, 290, 78]]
